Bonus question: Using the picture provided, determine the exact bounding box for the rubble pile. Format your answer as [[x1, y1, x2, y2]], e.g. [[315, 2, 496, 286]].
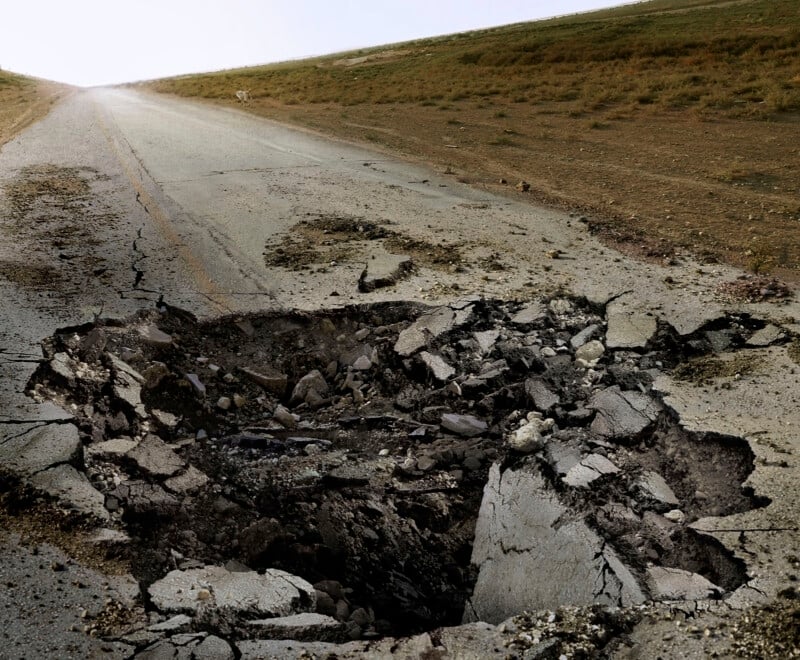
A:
[[24, 295, 779, 654]]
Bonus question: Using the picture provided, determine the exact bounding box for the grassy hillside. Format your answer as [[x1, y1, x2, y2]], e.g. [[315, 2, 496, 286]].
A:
[[143, 0, 800, 281], [148, 0, 799, 118], [0, 71, 68, 148]]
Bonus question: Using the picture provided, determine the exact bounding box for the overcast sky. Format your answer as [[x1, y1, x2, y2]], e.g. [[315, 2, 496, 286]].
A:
[[3, 1, 628, 87]]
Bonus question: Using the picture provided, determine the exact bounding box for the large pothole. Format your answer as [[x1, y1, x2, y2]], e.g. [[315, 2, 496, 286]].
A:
[[25, 296, 769, 644]]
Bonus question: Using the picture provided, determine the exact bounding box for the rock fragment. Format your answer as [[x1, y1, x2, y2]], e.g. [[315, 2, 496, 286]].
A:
[[290, 370, 329, 406], [126, 434, 184, 478], [441, 413, 487, 437], [646, 567, 723, 601], [138, 324, 173, 346], [419, 351, 455, 381], [148, 566, 315, 618], [239, 366, 288, 396], [589, 386, 660, 440]]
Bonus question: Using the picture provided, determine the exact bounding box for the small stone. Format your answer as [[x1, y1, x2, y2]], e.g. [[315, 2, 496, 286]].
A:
[[185, 373, 206, 396], [515, 180, 530, 192], [216, 397, 232, 411], [239, 367, 288, 396], [663, 509, 686, 524], [273, 404, 297, 428], [233, 394, 246, 408], [507, 417, 553, 453], [575, 339, 605, 364], [352, 355, 372, 370], [138, 325, 173, 346], [440, 413, 488, 437], [290, 370, 329, 405]]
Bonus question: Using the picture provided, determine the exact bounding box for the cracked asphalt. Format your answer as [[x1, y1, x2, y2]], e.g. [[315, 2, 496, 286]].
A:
[[1, 87, 799, 657]]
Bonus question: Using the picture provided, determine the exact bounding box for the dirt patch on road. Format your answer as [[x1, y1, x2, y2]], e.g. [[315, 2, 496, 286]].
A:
[[263, 212, 465, 271], [0, 164, 119, 292]]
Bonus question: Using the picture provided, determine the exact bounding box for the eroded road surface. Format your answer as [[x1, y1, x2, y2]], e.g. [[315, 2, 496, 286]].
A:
[[1, 88, 798, 658]]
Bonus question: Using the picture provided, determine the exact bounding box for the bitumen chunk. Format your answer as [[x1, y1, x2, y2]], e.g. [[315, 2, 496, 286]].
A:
[[441, 413, 488, 437], [465, 463, 644, 624], [0, 422, 83, 476], [239, 366, 288, 396], [126, 434, 184, 478], [606, 300, 657, 349], [107, 353, 147, 418], [246, 612, 346, 642], [29, 464, 109, 521], [633, 471, 680, 511], [646, 566, 723, 601], [525, 378, 560, 413], [419, 351, 456, 381], [148, 566, 316, 618], [589, 386, 661, 440], [746, 324, 784, 347], [394, 304, 473, 357]]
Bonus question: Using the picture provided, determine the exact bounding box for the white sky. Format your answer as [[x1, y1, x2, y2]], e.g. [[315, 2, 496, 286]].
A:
[[2, 1, 628, 87]]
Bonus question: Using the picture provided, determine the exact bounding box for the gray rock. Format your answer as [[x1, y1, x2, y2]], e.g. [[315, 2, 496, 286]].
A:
[[148, 566, 315, 618], [138, 324, 173, 346], [441, 413, 487, 437], [395, 305, 472, 356], [29, 464, 109, 521], [589, 386, 661, 440], [606, 301, 657, 349], [746, 324, 784, 347], [634, 471, 680, 510], [272, 404, 297, 428], [164, 466, 210, 493], [465, 463, 644, 623], [351, 355, 372, 370], [570, 324, 600, 349], [525, 378, 560, 413], [185, 373, 206, 396], [87, 437, 137, 458], [563, 453, 620, 488], [247, 612, 346, 642], [474, 329, 500, 355], [107, 354, 147, 418], [112, 481, 180, 516], [237, 640, 370, 660], [193, 635, 235, 660], [510, 301, 546, 325], [151, 409, 178, 428], [126, 434, 184, 478], [358, 252, 413, 292], [646, 566, 723, 601], [0, 423, 82, 476], [216, 396, 232, 410], [50, 352, 77, 385], [549, 298, 573, 315], [148, 614, 193, 633], [419, 351, 455, 381], [290, 370, 329, 405], [575, 339, 605, 364], [239, 366, 288, 396]]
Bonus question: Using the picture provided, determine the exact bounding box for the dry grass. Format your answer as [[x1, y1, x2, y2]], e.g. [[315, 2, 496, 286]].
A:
[[141, 0, 800, 282], [0, 71, 69, 148]]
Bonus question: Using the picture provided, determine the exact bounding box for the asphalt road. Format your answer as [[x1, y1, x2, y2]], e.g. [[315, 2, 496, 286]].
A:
[[1, 88, 798, 658]]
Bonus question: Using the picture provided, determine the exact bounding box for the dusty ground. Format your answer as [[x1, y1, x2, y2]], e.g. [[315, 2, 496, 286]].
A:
[[0, 76, 70, 149], [222, 99, 800, 284]]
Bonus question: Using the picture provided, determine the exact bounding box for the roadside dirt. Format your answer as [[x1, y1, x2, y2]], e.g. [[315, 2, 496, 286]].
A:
[[0, 78, 70, 149], [230, 99, 800, 285]]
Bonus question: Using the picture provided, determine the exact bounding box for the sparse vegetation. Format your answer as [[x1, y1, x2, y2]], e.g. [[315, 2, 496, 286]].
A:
[[0, 71, 68, 148], [142, 0, 800, 282]]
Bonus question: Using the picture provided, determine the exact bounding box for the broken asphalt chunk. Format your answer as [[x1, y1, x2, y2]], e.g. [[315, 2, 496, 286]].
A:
[[440, 413, 487, 437], [239, 366, 288, 396], [589, 386, 660, 440], [148, 566, 316, 618]]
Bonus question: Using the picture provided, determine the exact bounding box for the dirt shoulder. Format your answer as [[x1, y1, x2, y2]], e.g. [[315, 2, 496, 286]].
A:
[[212, 98, 800, 285], [0, 73, 71, 149]]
